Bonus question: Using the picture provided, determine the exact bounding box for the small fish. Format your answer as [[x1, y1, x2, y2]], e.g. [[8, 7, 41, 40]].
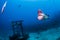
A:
[[1, 1, 7, 13], [18, 4, 21, 8]]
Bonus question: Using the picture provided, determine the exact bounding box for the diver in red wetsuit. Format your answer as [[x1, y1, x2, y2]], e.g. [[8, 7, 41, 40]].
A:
[[37, 9, 48, 20]]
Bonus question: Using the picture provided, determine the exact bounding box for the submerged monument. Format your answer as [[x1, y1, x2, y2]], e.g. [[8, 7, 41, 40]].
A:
[[9, 20, 29, 40]]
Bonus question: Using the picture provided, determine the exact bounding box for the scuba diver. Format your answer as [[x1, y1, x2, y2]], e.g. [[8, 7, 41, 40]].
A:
[[37, 9, 49, 20]]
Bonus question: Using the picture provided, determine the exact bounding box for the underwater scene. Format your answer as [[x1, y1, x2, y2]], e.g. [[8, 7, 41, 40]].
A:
[[0, 0, 60, 40]]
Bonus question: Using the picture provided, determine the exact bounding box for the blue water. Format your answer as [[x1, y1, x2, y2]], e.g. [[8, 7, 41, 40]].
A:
[[0, 0, 60, 40]]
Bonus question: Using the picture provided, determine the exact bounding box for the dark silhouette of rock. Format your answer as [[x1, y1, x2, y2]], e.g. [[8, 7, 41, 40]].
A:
[[56, 37, 60, 40]]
